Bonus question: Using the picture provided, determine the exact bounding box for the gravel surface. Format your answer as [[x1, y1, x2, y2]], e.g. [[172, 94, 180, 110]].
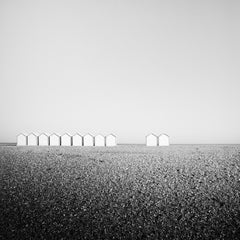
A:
[[1, 145, 240, 239]]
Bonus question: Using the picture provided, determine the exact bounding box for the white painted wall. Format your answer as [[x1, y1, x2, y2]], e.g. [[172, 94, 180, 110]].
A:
[[61, 134, 71, 146], [28, 133, 38, 146], [72, 134, 82, 146], [159, 134, 170, 146], [83, 134, 94, 146], [146, 134, 158, 146], [106, 134, 116, 146], [95, 135, 105, 146], [49, 134, 60, 146], [17, 134, 27, 146], [39, 134, 49, 146]]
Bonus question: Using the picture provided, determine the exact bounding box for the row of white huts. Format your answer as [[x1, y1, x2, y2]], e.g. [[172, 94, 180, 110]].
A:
[[146, 133, 170, 146], [17, 133, 116, 147]]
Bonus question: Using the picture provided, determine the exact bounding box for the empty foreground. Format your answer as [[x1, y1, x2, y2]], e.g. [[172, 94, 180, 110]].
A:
[[1, 145, 240, 239]]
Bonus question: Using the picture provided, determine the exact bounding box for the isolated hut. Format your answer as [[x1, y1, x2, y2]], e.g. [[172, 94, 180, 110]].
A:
[[17, 134, 27, 146], [28, 133, 38, 146], [159, 134, 170, 146], [83, 134, 94, 146], [72, 133, 83, 146], [38, 133, 49, 146], [95, 134, 105, 146], [49, 133, 60, 146], [61, 133, 72, 146], [106, 134, 116, 146], [146, 133, 158, 146]]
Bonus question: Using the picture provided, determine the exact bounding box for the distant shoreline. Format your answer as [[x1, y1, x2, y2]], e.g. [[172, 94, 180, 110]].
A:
[[0, 143, 239, 146], [0, 143, 17, 146]]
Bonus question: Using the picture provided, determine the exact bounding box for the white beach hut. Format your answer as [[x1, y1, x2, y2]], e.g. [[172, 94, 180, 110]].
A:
[[159, 134, 170, 146], [146, 133, 158, 146], [106, 134, 116, 146], [83, 134, 94, 146], [28, 133, 38, 146], [72, 133, 83, 146], [95, 134, 105, 146], [49, 133, 60, 146], [39, 133, 49, 146], [61, 133, 72, 146], [17, 134, 27, 146]]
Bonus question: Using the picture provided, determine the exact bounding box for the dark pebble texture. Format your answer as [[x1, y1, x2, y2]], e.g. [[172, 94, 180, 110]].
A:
[[1, 145, 240, 239]]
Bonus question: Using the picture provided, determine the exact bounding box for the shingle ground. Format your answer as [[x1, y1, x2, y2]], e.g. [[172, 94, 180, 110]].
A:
[[1, 145, 240, 239]]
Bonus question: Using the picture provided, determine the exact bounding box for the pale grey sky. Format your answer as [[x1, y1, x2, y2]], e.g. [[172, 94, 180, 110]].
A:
[[1, 0, 240, 144]]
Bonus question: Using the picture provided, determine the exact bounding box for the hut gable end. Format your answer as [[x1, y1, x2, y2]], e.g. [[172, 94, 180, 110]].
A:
[[146, 133, 158, 146]]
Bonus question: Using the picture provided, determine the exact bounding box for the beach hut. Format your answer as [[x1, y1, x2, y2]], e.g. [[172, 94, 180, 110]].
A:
[[61, 133, 72, 146], [39, 133, 49, 146], [28, 133, 38, 146], [106, 134, 116, 146], [95, 134, 105, 146], [146, 133, 158, 146], [72, 133, 83, 146], [49, 133, 60, 146], [159, 134, 170, 146], [83, 134, 94, 146], [17, 134, 27, 146]]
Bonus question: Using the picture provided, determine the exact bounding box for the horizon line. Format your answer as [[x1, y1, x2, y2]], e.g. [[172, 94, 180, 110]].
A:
[[0, 143, 240, 146]]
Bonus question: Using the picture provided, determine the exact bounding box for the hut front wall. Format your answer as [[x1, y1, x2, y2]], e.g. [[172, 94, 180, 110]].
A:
[[50, 136, 60, 146], [17, 135, 27, 146], [83, 136, 93, 146], [106, 136, 116, 146], [61, 136, 71, 146], [95, 136, 105, 146], [159, 136, 169, 146], [39, 136, 49, 146], [146, 136, 157, 146], [72, 136, 82, 146], [28, 135, 38, 146]]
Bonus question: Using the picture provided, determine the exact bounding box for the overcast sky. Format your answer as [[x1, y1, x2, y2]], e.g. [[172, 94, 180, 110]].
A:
[[1, 0, 240, 144]]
